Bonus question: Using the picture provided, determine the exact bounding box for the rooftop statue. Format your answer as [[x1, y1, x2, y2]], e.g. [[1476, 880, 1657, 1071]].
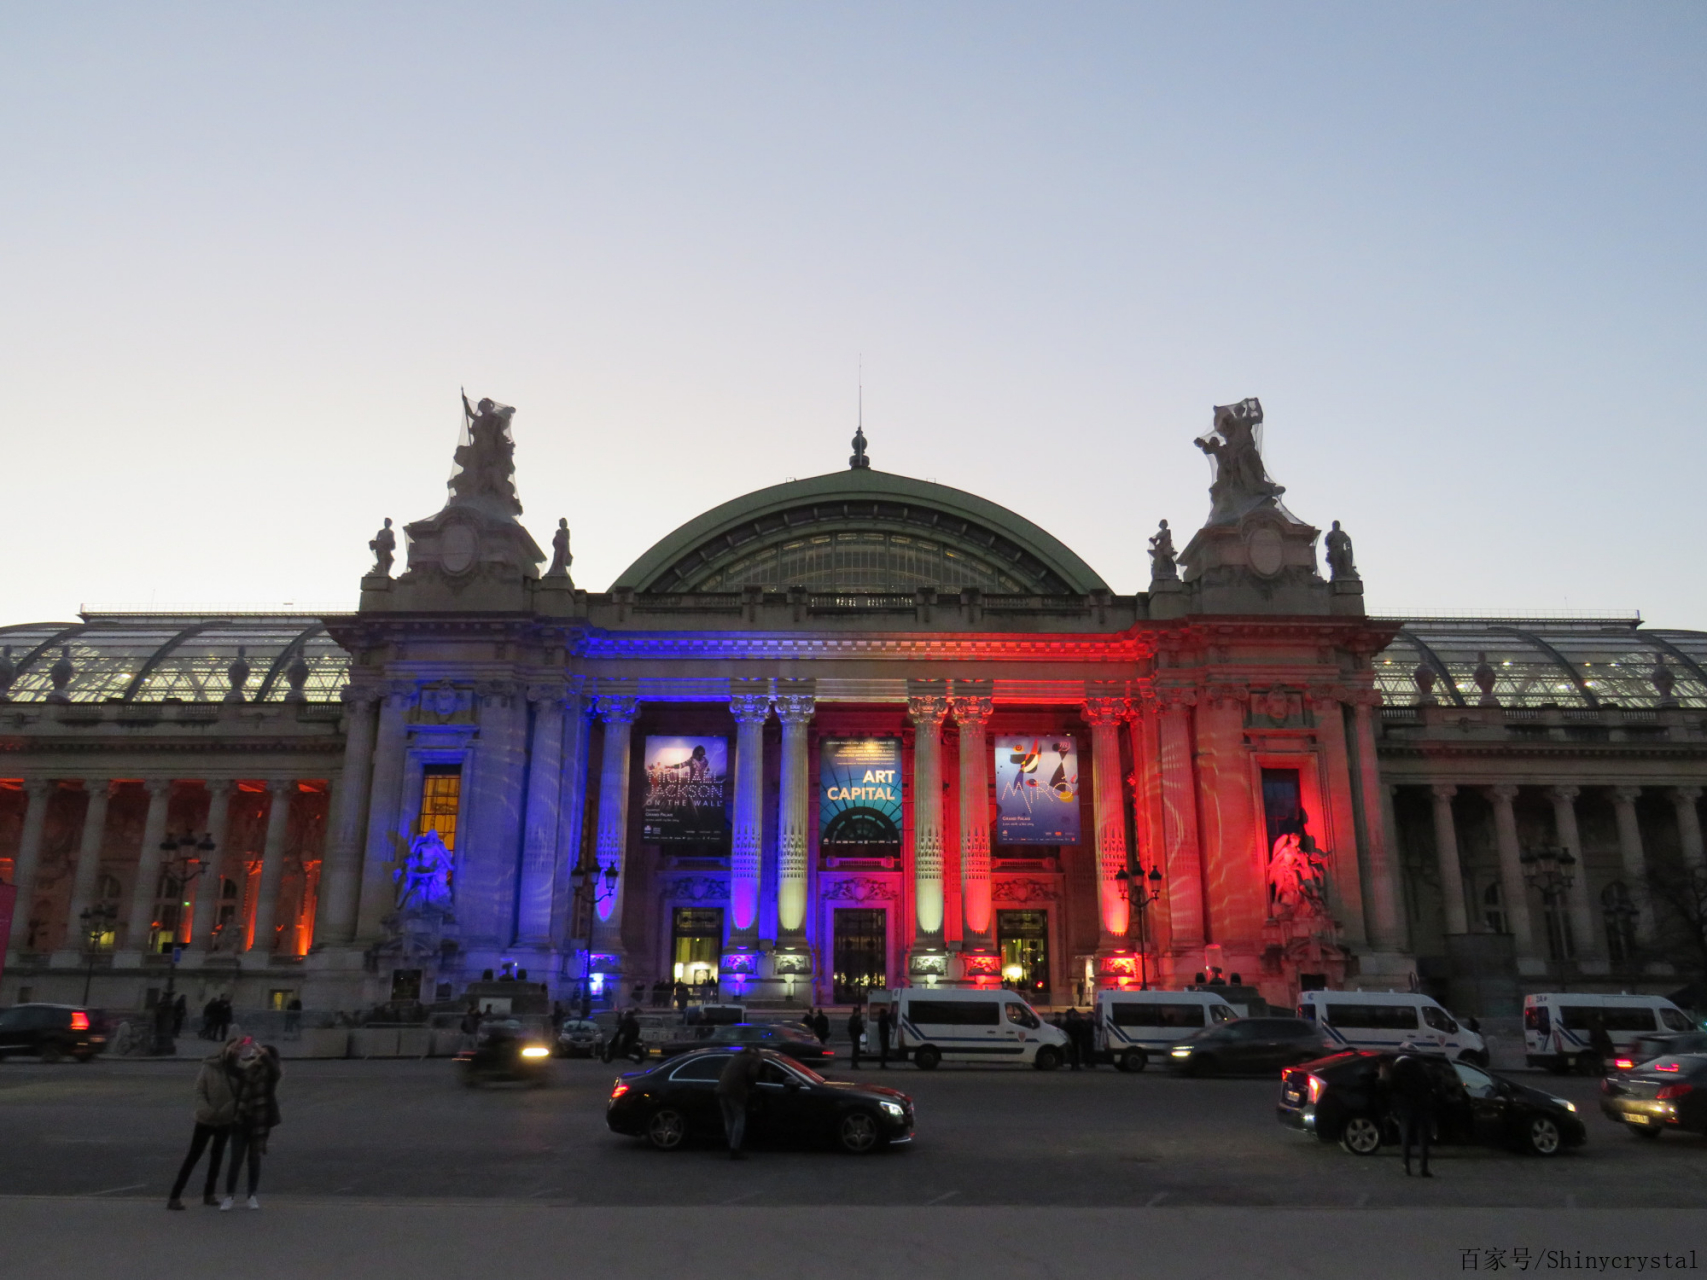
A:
[[1196, 397, 1286, 526], [1148, 519, 1178, 581], [1324, 520, 1359, 582], [369, 517, 395, 576], [453, 392, 523, 517], [546, 518, 573, 579]]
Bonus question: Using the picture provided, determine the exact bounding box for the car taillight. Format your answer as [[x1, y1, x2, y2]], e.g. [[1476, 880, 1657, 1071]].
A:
[[1613, 1058, 1634, 1070], [1656, 1083, 1694, 1101], [610, 1081, 629, 1100], [69, 1012, 90, 1032], [1307, 1074, 1326, 1104]]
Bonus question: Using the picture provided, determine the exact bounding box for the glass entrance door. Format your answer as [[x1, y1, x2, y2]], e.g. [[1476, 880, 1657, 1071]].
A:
[[833, 908, 887, 1003], [672, 907, 723, 990], [997, 909, 1050, 999]]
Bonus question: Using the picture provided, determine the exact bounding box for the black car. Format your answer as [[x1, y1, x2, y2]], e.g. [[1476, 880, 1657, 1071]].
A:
[[0, 1003, 108, 1062], [606, 1047, 912, 1154], [1166, 1017, 1331, 1076], [655, 1022, 837, 1065], [1278, 1049, 1587, 1156], [1612, 1030, 1707, 1073], [1600, 1053, 1707, 1139]]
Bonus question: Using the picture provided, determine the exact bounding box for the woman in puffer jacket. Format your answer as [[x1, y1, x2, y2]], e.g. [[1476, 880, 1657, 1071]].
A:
[[219, 1038, 282, 1210], [166, 1038, 241, 1210]]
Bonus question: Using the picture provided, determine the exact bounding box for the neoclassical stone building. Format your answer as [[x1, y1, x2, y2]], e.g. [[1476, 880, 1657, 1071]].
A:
[[2, 397, 1703, 1015]]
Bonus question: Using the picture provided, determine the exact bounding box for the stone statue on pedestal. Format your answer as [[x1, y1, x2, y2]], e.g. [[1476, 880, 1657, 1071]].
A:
[[454, 394, 524, 516], [546, 518, 573, 579], [1148, 519, 1178, 581], [1196, 397, 1285, 526], [395, 830, 455, 912], [1267, 828, 1328, 918], [1324, 520, 1359, 582], [369, 518, 396, 576]]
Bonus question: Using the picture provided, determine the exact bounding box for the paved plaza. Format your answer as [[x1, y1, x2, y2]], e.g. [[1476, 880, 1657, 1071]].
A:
[[3, 1055, 1705, 1278]]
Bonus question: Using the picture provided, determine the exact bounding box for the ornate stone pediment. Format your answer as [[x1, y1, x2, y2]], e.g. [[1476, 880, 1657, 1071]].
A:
[[822, 877, 897, 903]]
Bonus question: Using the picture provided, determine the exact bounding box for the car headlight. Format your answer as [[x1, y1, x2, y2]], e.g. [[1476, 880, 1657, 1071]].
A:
[[520, 1045, 551, 1059], [880, 1100, 905, 1117], [1549, 1097, 1576, 1112], [1170, 1046, 1193, 1057]]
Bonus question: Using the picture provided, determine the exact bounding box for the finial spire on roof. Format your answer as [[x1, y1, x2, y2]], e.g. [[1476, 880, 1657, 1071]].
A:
[[849, 361, 870, 468]]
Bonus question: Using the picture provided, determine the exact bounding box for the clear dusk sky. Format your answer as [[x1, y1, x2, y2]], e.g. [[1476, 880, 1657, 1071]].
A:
[[3, 5, 1704, 625]]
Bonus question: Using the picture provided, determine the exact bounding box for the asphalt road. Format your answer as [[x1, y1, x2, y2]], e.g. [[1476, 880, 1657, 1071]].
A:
[[4, 1054, 1707, 1210]]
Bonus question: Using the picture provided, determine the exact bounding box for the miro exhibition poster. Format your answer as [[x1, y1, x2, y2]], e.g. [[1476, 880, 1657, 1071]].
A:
[[994, 735, 1081, 844], [641, 736, 729, 843], [819, 737, 903, 845]]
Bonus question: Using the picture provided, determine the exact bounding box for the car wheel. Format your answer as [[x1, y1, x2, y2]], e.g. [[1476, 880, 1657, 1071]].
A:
[[1627, 1123, 1662, 1141], [914, 1046, 941, 1071], [646, 1108, 687, 1151], [1525, 1115, 1563, 1156], [1190, 1054, 1218, 1078], [39, 1043, 63, 1065], [838, 1111, 882, 1154], [74, 1053, 94, 1064], [1119, 1050, 1147, 1074], [1033, 1046, 1062, 1072], [1340, 1114, 1383, 1156]]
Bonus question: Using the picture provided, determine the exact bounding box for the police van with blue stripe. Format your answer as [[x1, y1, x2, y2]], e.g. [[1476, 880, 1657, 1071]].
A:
[[1094, 990, 1242, 1072], [890, 988, 1071, 1070], [1297, 990, 1488, 1065]]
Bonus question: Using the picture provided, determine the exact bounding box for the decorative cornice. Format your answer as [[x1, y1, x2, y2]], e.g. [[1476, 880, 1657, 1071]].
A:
[[579, 632, 1148, 662]]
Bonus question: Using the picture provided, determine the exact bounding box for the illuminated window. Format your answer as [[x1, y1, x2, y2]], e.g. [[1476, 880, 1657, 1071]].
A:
[[417, 765, 462, 850]]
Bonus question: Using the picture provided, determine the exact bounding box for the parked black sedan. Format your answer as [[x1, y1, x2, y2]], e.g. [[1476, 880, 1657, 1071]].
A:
[[1278, 1049, 1586, 1156], [1166, 1017, 1332, 1076], [1600, 1053, 1707, 1139], [0, 1004, 107, 1063], [607, 1047, 913, 1154], [654, 1022, 837, 1065]]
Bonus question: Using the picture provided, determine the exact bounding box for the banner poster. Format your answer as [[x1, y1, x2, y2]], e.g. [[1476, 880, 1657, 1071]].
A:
[[994, 735, 1081, 844], [819, 737, 903, 845], [641, 736, 729, 843]]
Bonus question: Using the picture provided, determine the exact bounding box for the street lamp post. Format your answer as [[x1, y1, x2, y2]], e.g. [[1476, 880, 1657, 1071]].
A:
[[1113, 858, 1165, 989], [79, 902, 118, 1005], [1520, 843, 1578, 963], [151, 831, 216, 1055], [567, 861, 617, 1019]]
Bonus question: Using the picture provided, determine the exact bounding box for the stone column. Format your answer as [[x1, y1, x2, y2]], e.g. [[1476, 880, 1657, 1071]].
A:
[[120, 780, 174, 956], [1351, 694, 1404, 951], [193, 781, 234, 951], [1083, 693, 1132, 951], [1157, 691, 1204, 953], [515, 685, 567, 948], [315, 689, 379, 947], [907, 688, 950, 966], [589, 692, 640, 969], [355, 683, 413, 943], [54, 780, 112, 963], [7, 781, 53, 952], [549, 683, 591, 951], [1670, 787, 1704, 872], [1429, 785, 1469, 936], [725, 686, 771, 956], [950, 690, 995, 953], [1548, 785, 1599, 962], [1611, 786, 1655, 944], [247, 779, 295, 956], [774, 688, 815, 943], [1486, 784, 1537, 961]]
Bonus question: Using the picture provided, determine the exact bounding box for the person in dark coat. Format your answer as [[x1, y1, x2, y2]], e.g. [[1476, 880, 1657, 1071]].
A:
[[1588, 1016, 1615, 1073], [171, 994, 188, 1038], [812, 1008, 831, 1045], [1064, 1008, 1083, 1070], [220, 1038, 281, 1209], [616, 1008, 644, 1063], [1384, 1048, 1438, 1177], [166, 1039, 240, 1209], [876, 1005, 893, 1068], [848, 1006, 867, 1070], [716, 1046, 764, 1159]]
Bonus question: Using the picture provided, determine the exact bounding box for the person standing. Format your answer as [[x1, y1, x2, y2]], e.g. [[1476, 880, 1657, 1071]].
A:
[[1386, 1048, 1438, 1177], [812, 1007, 830, 1045], [876, 1004, 892, 1069], [459, 1005, 481, 1052], [1078, 1010, 1098, 1070], [221, 1038, 281, 1210], [171, 994, 188, 1038], [200, 997, 220, 1041], [847, 1006, 867, 1070], [716, 1046, 763, 1160], [1064, 1008, 1083, 1070], [166, 1039, 239, 1210]]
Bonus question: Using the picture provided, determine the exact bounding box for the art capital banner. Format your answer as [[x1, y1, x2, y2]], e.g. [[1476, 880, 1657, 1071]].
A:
[[994, 735, 1081, 844], [819, 737, 903, 846], [641, 736, 729, 843]]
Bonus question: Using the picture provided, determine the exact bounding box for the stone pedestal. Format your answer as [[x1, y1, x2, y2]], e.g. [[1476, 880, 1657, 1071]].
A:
[[1177, 509, 1339, 616]]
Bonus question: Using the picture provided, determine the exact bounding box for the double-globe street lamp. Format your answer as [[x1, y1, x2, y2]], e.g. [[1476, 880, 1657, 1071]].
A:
[[567, 860, 618, 1019], [1113, 857, 1165, 990], [1521, 842, 1578, 962], [79, 902, 118, 1005], [150, 831, 216, 1055]]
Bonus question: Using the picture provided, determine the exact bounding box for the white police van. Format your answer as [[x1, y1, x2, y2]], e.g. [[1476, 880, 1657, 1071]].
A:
[[1297, 990, 1488, 1065], [1522, 992, 1693, 1074], [1094, 990, 1241, 1072], [890, 988, 1070, 1070]]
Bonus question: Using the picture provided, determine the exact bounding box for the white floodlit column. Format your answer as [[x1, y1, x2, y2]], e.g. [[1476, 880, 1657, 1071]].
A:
[[1429, 785, 1469, 935], [1351, 694, 1404, 951], [247, 779, 295, 955], [193, 781, 235, 951], [7, 781, 53, 952], [1611, 786, 1656, 944], [589, 693, 640, 967], [1487, 784, 1537, 960], [951, 693, 994, 950], [775, 690, 815, 939], [56, 780, 113, 960], [1548, 785, 1599, 961], [907, 692, 949, 948], [315, 689, 379, 946], [122, 780, 175, 955], [515, 686, 567, 947]]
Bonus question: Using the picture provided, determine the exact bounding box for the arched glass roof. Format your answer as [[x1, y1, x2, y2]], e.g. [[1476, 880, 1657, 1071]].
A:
[[1373, 618, 1707, 710], [0, 615, 349, 704]]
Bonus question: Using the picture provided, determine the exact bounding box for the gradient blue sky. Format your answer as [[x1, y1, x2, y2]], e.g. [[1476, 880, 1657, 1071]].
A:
[[3, 4, 1703, 624]]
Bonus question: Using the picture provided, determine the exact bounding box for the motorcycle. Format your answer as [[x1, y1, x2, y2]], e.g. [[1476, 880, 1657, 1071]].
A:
[[455, 1022, 553, 1088]]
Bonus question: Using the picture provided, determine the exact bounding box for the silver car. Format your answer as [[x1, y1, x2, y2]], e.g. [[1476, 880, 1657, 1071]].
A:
[[556, 1018, 606, 1058]]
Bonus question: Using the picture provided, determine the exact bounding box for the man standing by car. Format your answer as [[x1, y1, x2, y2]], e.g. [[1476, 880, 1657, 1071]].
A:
[[1385, 1046, 1438, 1177], [848, 1006, 866, 1070], [716, 1046, 763, 1160], [876, 1004, 892, 1068]]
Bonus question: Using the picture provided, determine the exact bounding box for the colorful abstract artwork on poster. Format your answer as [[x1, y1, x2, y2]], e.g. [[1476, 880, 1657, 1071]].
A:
[[819, 737, 903, 845], [641, 736, 729, 843], [994, 735, 1081, 844]]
